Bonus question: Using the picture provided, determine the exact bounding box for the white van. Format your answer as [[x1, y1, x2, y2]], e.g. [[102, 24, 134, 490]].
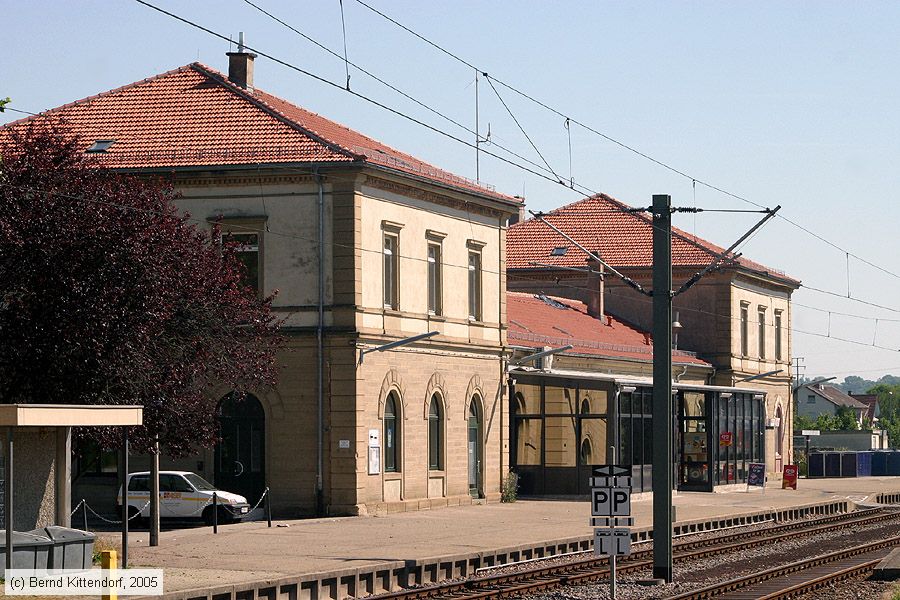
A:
[[117, 471, 250, 525]]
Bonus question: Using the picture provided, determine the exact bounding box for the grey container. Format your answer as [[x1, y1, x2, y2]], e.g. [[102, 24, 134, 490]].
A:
[[0, 531, 54, 575], [40, 527, 96, 571]]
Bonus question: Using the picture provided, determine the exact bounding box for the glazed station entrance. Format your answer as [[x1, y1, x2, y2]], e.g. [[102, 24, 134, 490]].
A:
[[509, 373, 766, 495]]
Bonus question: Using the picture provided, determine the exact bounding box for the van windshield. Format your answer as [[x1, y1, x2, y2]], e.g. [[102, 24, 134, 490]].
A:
[[184, 473, 217, 491]]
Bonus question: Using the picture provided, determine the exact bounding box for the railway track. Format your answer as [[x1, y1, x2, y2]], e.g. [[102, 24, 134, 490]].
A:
[[669, 536, 898, 599], [361, 508, 900, 600]]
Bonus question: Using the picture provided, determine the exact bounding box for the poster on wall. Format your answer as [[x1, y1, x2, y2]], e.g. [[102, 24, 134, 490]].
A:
[[747, 462, 766, 490], [782, 464, 798, 490], [719, 431, 733, 447]]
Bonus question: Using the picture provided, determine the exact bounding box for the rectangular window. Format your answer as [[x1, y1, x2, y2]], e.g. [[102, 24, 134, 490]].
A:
[[807, 395, 816, 404], [758, 307, 766, 359], [230, 232, 260, 293], [383, 234, 399, 309], [468, 250, 482, 320], [740, 303, 749, 356], [427, 242, 442, 315], [774, 310, 783, 361]]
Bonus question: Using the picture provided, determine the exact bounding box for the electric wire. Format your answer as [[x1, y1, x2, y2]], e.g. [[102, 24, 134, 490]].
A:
[[5, 176, 890, 348], [2, 178, 897, 360], [349, 0, 900, 285], [6, 2, 897, 341]]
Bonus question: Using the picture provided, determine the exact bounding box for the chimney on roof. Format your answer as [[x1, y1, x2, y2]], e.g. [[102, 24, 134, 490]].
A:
[[226, 32, 257, 91], [586, 254, 605, 320]]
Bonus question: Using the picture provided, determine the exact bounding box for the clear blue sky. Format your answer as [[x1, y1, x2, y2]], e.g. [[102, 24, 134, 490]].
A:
[[4, 1, 900, 381]]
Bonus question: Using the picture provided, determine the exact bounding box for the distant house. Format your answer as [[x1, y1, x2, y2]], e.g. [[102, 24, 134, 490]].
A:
[[794, 383, 868, 426], [849, 393, 881, 424]]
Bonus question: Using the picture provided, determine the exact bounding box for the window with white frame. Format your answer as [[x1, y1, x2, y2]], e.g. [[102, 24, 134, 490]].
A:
[[740, 302, 749, 356], [774, 310, 783, 361], [468, 249, 482, 321], [758, 306, 767, 359], [219, 221, 265, 295], [383, 233, 399, 310], [427, 242, 442, 316]]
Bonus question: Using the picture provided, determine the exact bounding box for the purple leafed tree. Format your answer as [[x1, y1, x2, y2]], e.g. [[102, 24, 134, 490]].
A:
[[0, 125, 284, 456]]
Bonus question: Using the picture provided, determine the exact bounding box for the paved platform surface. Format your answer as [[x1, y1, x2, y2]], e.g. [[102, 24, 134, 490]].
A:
[[99, 477, 900, 594]]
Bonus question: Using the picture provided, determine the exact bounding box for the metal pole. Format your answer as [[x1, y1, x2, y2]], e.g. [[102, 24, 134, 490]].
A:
[[5, 427, 13, 574], [212, 492, 218, 534], [150, 437, 160, 546], [265, 487, 272, 528], [805, 435, 810, 477], [83, 500, 88, 532], [475, 69, 480, 182], [316, 170, 325, 516], [121, 428, 129, 569], [651, 194, 673, 583], [609, 444, 616, 599]]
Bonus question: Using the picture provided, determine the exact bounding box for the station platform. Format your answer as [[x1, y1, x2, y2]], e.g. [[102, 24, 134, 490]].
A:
[[113, 477, 900, 600]]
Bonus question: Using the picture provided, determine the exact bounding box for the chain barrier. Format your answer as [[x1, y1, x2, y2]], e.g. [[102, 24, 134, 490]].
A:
[[84, 500, 151, 525], [248, 487, 269, 512], [160, 497, 212, 517], [70, 499, 85, 517], [76, 487, 270, 525]]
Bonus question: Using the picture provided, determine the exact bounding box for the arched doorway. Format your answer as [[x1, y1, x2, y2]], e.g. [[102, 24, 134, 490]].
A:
[[468, 397, 483, 498], [215, 393, 266, 504]]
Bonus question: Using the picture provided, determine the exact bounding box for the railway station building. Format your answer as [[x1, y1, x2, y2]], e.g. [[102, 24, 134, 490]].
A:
[[3, 51, 520, 516], [507, 292, 769, 494], [507, 194, 799, 490]]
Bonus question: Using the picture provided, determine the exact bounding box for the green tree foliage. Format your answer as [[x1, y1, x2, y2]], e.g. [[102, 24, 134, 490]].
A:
[[0, 126, 284, 456], [0, 97, 9, 113], [793, 408, 858, 432]]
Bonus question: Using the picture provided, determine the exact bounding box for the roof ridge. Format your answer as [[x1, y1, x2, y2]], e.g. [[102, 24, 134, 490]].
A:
[[0, 64, 200, 130], [188, 63, 364, 162]]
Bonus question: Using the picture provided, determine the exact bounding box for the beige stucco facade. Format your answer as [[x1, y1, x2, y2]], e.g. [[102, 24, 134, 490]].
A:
[[141, 166, 518, 516]]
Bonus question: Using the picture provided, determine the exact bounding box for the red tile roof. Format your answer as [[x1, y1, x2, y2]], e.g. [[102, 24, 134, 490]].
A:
[[507, 194, 798, 285], [850, 394, 879, 422], [1, 63, 515, 204], [507, 292, 710, 366]]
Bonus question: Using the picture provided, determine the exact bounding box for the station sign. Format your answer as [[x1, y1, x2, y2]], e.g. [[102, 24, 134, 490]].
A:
[[594, 528, 631, 556], [593, 465, 631, 477], [801, 429, 820, 436], [592, 487, 631, 517]]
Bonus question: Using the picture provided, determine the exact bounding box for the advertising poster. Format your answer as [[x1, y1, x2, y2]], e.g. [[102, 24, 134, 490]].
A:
[[782, 464, 798, 489], [747, 462, 766, 488]]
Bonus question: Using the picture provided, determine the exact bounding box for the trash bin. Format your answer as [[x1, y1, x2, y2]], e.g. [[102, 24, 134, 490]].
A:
[[0, 531, 54, 575], [38, 527, 96, 571]]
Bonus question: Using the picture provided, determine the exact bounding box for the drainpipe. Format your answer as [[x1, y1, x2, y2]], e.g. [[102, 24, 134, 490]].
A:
[[315, 167, 325, 515]]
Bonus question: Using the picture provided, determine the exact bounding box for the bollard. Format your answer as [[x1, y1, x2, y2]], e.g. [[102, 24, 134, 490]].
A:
[[100, 550, 118, 600], [265, 487, 272, 528], [212, 492, 218, 534], [83, 499, 89, 532]]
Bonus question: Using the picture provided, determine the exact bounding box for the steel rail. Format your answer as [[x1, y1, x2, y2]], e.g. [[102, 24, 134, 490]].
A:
[[363, 508, 897, 600], [668, 539, 899, 599]]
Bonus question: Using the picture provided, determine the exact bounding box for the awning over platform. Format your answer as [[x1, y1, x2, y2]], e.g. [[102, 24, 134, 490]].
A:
[[0, 404, 143, 427]]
